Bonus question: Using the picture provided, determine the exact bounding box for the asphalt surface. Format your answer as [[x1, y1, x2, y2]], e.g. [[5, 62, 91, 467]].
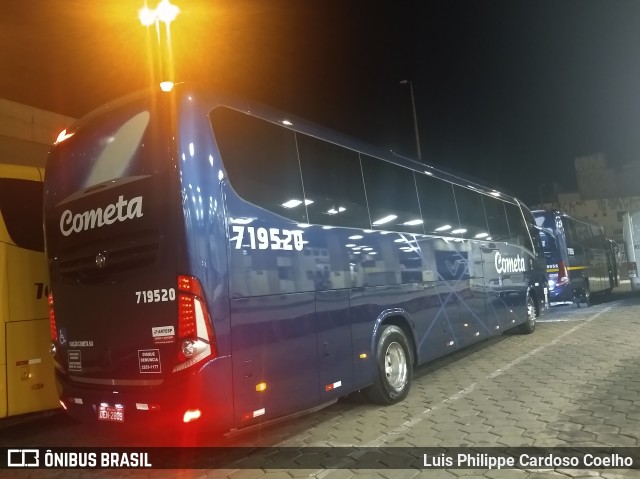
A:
[[2, 284, 640, 478]]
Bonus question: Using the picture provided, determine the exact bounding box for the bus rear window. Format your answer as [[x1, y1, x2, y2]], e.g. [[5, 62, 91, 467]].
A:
[[538, 229, 557, 257], [0, 178, 44, 251], [46, 94, 173, 207]]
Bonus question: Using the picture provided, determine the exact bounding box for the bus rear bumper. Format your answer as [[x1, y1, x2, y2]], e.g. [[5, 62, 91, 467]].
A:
[[54, 356, 233, 433], [549, 282, 573, 305]]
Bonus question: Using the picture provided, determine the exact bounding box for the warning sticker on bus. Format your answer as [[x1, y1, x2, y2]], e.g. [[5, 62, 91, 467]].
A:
[[68, 350, 82, 372], [138, 349, 161, 373]]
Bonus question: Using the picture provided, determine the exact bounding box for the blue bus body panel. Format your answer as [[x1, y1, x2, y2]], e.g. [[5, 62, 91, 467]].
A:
[[44, 84, 546, 431]]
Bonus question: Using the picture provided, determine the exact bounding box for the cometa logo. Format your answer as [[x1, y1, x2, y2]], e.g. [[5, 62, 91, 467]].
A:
[[494, 251, 526, 274], [60, 195, 143, 237]]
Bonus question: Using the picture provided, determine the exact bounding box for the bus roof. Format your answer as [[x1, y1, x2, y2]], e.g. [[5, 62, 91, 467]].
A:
[[60, 83, 521, 205], [532, 208, 605, 230]]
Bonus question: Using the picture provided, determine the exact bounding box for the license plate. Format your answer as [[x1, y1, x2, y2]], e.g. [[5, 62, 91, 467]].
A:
[[98, 404, 124, 423]]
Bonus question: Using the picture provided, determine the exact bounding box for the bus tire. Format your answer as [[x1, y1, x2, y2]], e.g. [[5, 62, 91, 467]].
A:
[[364, 325, 413, 405], [582, 284, 591, 307], [516, 294, 536, 334]]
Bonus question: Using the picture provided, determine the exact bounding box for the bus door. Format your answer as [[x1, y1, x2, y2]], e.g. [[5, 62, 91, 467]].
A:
[[312, 232, 353, 402], [227, 213, 319, 424], [432, 238, 489, 348], [563, 218, 598, 296], [481, 242, 507, 332], [486, 202, 533, 328]]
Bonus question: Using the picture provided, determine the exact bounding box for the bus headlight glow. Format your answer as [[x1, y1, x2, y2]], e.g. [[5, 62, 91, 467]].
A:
[[548, 279, 556, 289]]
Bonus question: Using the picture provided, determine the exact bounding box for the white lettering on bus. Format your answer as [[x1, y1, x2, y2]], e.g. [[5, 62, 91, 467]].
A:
[[494, 251, 526, 274], [59, 195, 143, 237]]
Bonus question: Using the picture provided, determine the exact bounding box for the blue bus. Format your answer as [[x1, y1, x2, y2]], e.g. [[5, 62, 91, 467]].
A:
[[533, 209, 615, 307], [44, 83, 548, 432]]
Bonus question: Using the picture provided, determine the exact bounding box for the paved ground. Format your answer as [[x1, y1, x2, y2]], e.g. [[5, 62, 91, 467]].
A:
[[2, 285, 640, 478]]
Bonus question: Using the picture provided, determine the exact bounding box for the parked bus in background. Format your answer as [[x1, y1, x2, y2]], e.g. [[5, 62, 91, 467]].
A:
[[533, 209, 615, 307], [0, 163, 60, 419], [622, 211, 640, 291], [44, 83, 548, 433], [606, 238, 620, 288]]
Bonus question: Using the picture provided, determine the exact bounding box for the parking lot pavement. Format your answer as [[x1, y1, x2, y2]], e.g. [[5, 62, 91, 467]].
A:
[[2, 288, 640, 479]]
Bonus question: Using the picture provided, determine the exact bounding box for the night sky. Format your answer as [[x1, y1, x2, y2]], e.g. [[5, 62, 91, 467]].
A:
[[3, 0, 640, 206]]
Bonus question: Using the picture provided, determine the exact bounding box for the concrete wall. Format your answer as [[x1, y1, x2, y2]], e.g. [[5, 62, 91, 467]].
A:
[[0, 99, 75, 168]]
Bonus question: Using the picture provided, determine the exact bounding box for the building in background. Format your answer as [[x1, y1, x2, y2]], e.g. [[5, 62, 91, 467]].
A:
[[0, 98, 74, 168], [537, 152, 640, 269]]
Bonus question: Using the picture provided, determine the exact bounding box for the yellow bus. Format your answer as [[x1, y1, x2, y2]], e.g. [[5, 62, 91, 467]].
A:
[[0, 163, 59, 418]]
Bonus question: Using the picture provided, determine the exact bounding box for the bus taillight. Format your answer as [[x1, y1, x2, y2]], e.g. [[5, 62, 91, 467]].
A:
[[48, 292, 58, 342], [174, 275, 217, 372], [558, 260, 569, 284]]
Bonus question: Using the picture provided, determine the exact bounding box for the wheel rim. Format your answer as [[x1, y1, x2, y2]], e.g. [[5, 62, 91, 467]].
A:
[[527, 298, 536, 327], [384, 341, 408, 390]]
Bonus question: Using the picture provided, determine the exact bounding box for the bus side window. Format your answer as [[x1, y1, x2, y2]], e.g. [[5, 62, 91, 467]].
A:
[[415, 173, 460, 235], [452, 185, 489, 239], [296, 134, 369, 229], [210, 107, 307, 223], [360, 155, 423, 234], [483, 195, 510, 242], [504, 202, 530, 249], [561, 218, 579, 249], [0, 178, 44, 252]]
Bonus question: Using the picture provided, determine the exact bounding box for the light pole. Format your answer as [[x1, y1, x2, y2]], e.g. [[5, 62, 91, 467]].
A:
[[139, 0, 180, 91], [400, 80, 422, 161]]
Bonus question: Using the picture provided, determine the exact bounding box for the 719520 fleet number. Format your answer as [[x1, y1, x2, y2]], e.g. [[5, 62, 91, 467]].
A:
[[135, 288, 176, 304], [231, 226, 304, 251]]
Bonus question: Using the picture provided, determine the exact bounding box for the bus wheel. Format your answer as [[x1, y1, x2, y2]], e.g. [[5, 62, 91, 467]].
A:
[[582, 285, 591, 307], [364, 325, 413, 405], [517, 295, 536, 334]]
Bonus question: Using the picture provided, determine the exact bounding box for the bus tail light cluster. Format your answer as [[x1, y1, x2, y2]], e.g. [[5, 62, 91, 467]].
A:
[[549, 260, 570, 290], [557, 260, 569, 284], [48, 292, 58, 342], [173, 275, 217, 373]]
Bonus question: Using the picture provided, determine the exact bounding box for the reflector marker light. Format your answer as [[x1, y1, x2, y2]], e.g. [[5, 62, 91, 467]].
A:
[[241, 408, 266, 421], [325, 381, 342, 392], [255, 382, 267, 392], [359, 353, 367, 359]]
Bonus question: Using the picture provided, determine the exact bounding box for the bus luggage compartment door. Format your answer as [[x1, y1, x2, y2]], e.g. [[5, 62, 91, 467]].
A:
[[6, 319, 60, 416]]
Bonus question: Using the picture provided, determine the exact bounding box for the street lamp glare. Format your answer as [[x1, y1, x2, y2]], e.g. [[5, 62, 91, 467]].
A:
[[138, 0, 180, 26], [156, 0, 180, 24], [138, 6, 156, 26]]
